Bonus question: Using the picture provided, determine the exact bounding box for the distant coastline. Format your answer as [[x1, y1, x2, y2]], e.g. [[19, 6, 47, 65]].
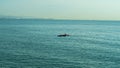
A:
[[0, 16, 120, 22], [0, 18, 120, 22]]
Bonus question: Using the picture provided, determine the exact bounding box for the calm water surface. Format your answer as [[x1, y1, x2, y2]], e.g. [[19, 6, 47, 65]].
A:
[[0, 19, 120, 68]]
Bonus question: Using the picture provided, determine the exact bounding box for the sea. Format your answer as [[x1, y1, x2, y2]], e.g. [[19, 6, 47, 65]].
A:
[[0, 19, 120, 68]]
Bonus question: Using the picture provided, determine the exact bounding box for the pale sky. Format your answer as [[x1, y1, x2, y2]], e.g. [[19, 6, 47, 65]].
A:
[[0, 0, 120, 20]]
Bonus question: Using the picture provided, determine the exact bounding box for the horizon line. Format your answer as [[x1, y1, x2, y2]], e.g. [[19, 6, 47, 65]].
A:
[[0, 17, 120, 21], [0, 15, 120, 21]]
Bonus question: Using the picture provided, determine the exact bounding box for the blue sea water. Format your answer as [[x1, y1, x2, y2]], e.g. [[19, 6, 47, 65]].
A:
[[0, 19, 120, 68]]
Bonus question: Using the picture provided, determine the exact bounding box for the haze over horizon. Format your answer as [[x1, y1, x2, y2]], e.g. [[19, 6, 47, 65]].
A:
[[0, 0, 120, 20]]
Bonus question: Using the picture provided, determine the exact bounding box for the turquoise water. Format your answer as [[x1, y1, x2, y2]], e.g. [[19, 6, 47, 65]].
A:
[[0, 19, 120, 68]]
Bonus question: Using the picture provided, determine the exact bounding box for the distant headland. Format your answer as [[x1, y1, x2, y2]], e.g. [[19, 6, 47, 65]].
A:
[[0, 16, 120, 21]]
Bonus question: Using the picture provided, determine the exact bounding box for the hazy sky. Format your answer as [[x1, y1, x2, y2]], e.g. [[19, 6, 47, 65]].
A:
[[0, 0, 120, 20]]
